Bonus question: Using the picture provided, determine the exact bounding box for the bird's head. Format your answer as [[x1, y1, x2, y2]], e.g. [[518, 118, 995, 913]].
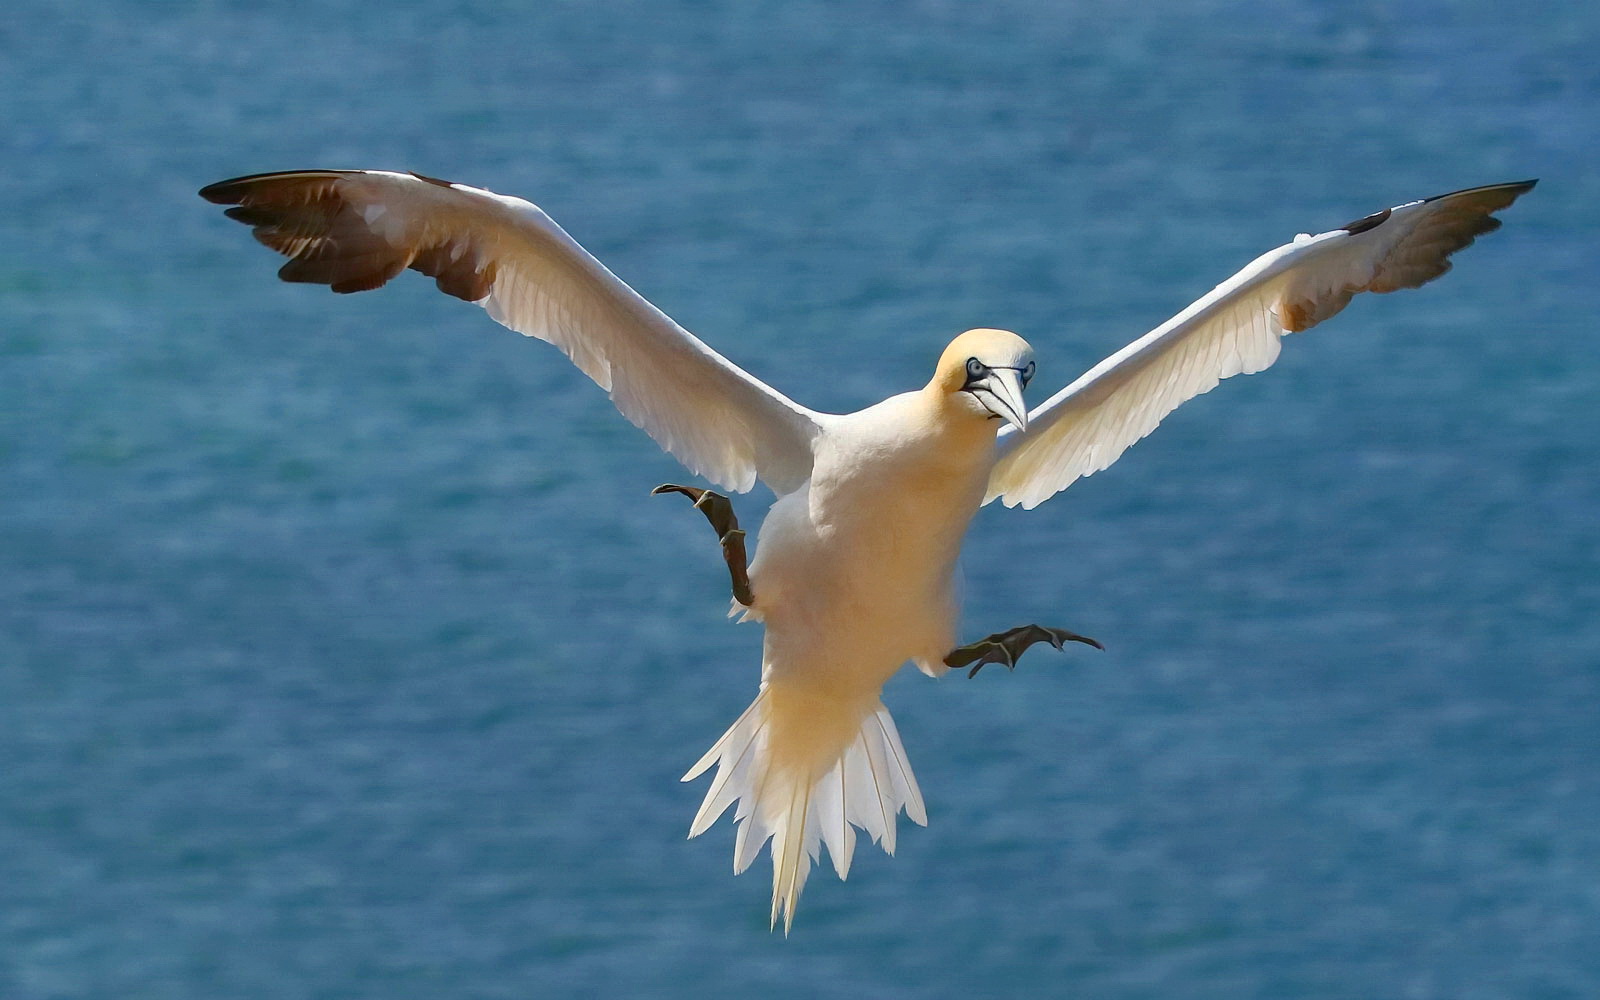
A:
[[932, 328, 1035, 432]]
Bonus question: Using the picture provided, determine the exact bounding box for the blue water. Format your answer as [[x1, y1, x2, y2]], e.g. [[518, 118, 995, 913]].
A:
[[4, 1, 1598, 996]]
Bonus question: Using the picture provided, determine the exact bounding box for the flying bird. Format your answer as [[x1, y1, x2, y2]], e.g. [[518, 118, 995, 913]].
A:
[[200, 171, 1534, 930]]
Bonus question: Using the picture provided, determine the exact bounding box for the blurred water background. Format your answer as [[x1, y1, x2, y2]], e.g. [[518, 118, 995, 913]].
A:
[[3, 1, 1598, 996]]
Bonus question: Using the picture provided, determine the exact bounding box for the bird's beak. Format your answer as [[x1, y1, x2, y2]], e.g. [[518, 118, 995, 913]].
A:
[[972, 368, 1029, 432]]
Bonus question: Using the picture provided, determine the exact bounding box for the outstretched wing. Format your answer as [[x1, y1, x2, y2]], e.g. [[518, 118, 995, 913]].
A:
[[987, 180, 1536, 509], [200, 170, 820, 494]]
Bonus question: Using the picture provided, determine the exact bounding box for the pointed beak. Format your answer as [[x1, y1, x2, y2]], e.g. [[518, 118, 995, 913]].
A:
[[973, 368, 1029, 432]]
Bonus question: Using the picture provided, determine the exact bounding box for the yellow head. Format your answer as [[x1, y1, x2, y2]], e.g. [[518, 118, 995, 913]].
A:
[[931, 328, 1035, 431]]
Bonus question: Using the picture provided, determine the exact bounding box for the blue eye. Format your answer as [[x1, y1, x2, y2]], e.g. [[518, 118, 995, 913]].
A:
[[966, 357, 985, 379], [1021, 361, 1035, 386]]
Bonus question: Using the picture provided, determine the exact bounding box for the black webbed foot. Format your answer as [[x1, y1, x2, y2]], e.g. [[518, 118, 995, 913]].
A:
[[944, 624, 1103, 678], [652, 484, 754, 607]]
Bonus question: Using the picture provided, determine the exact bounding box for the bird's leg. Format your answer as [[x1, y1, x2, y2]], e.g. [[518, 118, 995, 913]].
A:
[[651, 484, 755, 607], [944, 625, 1103, 679]]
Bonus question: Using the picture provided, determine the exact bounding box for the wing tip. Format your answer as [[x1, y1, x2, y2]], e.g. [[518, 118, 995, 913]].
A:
[[198, 169, 363, 205], [1420, 177, 1539, 205]]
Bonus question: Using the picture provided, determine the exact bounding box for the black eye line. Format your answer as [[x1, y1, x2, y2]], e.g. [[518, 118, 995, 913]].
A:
[[963, 361, 1034, 389]]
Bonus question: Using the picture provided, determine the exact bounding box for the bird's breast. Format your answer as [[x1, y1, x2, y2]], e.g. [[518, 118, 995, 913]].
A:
[[787, 413, 996, 591]]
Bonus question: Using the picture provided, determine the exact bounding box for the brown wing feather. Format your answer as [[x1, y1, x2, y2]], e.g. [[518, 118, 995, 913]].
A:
[[200, 170, 497, 300], [1367, 185, 1526, 293], [1280, 179, 1535, 332]]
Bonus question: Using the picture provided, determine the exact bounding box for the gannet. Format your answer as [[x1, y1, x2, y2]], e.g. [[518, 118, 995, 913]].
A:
[[200, 171, 1534, 930]]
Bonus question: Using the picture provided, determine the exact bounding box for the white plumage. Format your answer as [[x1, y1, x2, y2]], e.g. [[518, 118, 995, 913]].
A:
[[201, 171, 1534, 930]]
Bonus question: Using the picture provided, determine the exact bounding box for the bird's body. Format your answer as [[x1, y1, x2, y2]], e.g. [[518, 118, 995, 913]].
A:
[[757, 385, 999, 682], [200, 169, 1534, 930], [692, 333, 1032, 925]]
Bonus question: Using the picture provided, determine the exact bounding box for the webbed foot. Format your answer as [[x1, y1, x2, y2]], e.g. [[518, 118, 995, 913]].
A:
[[652, 484, 754, 607], [944, 624, 1103, 678]]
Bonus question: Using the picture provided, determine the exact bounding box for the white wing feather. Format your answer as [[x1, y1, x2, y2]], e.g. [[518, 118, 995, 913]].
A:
[[986, 180, 1536, 509], [201, 169, 820, 494]]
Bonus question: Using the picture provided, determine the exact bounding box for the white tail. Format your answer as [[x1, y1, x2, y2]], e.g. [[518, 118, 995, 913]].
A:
[[683, 682, 927, 933]]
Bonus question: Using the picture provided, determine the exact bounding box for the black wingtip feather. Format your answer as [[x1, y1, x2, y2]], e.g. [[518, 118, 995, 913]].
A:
[[1341, 207, 1392, 234], [198, 170, 359, 204], [1422, 178, 1539, 204]]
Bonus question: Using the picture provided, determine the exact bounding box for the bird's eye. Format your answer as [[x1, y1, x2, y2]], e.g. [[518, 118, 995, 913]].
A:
[[966, 357, 985, 380], [1021, 361, 1035, 386]]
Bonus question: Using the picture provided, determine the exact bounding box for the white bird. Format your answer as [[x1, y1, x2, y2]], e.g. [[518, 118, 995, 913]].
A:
[[200, 171, 1534, 930]]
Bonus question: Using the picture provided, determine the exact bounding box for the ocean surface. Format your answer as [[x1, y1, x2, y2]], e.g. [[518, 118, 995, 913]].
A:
[[3, 1, 1597, 996]]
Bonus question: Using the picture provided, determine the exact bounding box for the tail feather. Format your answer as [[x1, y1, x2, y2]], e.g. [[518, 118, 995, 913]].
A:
[[683, 693, 763, 782], [733, 758, 777, 875], [769, 779, 814, 930], [813, 760, 856, 879], [684, 683, 926, 932], [687, 709, 764, 838], [857, 727, 900, 854], [872, 707, 928, 826]]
